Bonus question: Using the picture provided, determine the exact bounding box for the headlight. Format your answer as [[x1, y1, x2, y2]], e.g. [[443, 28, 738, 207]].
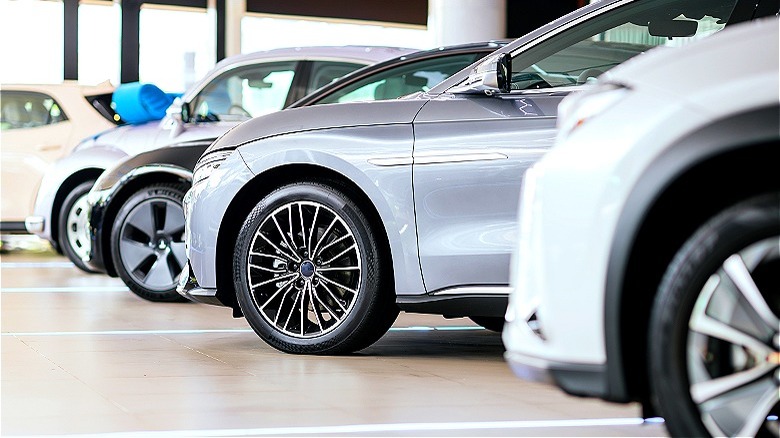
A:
[[192, 150, 234, 185], [556, 83, 630, 141]]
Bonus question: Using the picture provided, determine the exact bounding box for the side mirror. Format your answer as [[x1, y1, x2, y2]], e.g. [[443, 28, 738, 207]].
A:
[[180, 101, 191, 123], [451, 52, 512, 95]]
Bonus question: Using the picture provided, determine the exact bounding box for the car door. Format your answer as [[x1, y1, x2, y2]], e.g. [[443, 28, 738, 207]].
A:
[[412, 0, 745, 293], [1, 91, 72, 223]]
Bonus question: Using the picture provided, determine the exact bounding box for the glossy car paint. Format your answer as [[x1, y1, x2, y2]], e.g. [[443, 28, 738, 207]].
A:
[[182, 0, 629, 309], [503, 17, 779, 401], [27, 46, 409, 249], [84, 43, 496, 278], [1, 82, 116, 228]]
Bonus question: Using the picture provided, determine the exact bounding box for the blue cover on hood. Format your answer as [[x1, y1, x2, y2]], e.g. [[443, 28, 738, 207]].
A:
[[112, 82, 174, 124]]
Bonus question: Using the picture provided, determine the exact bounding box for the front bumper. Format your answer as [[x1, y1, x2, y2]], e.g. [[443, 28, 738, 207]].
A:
[[505, 351, 610, 398], [177, 261, 222, 305], [24, 216, 45, 233]]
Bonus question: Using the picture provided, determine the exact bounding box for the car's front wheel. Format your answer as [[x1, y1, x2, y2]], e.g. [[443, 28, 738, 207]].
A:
[[111, 183, 189, 302], [58, 180, 99, 273], [234, 182, 398, 354], [649, 193, 779, 437]]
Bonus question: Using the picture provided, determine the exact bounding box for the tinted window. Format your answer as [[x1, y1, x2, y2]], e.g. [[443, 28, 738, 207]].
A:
[[191, 61, 297, 122], [317, 53, 484, 105], [308, 61, 366, 93], [0, 91, 68, 130], [510, 0, 738, 89]]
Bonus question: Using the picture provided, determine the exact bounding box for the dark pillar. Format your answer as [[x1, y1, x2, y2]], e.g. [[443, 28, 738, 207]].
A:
[[506, 1, 581, 38], [121, 0, 141, 83], [216, 0, 226, 61], [63, 0, 78, 80]]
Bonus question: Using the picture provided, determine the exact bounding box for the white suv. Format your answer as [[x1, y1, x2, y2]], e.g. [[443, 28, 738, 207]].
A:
[[503, 17, 778, 437]]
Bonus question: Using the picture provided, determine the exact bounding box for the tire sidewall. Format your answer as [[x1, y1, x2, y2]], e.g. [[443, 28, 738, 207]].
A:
[[234, 182, 385, 354], [111, 183, 187, 302], [649, 193, 780, 436], [58, 180, 98, 273]]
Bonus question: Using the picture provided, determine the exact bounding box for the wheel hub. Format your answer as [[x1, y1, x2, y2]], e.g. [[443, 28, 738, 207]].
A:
[[300, 260, 316, 278]]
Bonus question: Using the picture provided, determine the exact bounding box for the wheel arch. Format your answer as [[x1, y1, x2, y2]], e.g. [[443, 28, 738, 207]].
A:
[[215, 163, 398, 316], [52, 168, 105, 248], [602, 105, 779, 404], [98, 166, 191, 277]]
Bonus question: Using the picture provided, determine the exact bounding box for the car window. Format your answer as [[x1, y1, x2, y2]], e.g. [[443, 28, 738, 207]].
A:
[[510, 0, 738, 90], [307, 61, 367, 94], [317, 53, 484, 105], [0, 91, 68, 130], [191, 61, 297, 122]]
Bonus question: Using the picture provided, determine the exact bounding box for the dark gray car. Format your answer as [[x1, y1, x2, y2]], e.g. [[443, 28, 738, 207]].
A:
[[181, 0, 762, 354]]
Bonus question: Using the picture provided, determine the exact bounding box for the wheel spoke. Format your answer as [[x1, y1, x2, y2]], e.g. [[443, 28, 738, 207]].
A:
[[307, 205, 319, 255], [259, 276, 297, 312], [249, 272, 296, 289], [318, 266, 360, 273], [248, 263, 286, 274], [299, 203, 307, 252], [144, 255, 174, 288], [272, 283, 296, 326], [307, 282, 324, 332], [318, 280, 348, 313], [151, 201, 167, 233], [283, 289, 302, 332], [315, 234, 351, 259], [690, 362, 773, 404], [119, 240, 156, 272], [258, 232, 300, 263], [321, 243, 357, 266], [722, 254, 780, 330], [690, 277, 771, 355], [311, 217, 338, 257], [125, 202, 156, 237], [312, 285, 341, 322], [169, 241, 187, 269], [736, 383, 779, 437], [699, 375, 779, 437], [316, 272, 358, 295]]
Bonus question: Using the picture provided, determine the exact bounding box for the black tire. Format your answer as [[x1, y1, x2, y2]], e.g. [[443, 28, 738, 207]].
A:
[[469, 316, 504, 332], [111, 183, 189, 302], [58, 180, 100, 273], [234, 182, 398, 354], [649, 193, 779, 437]]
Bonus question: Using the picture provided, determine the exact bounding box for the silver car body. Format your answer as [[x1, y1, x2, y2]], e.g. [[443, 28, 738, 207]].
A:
[[27, 46, 410, 247], [183, 0, 753, 311]]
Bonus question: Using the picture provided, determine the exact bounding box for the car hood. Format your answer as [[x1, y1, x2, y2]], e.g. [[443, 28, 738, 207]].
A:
[[73, 119, 165, 155], [204, 98, 430, 154]]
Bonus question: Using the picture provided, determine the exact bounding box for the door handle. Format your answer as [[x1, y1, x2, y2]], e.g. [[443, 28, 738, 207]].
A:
[[35, 144, 62, 152]]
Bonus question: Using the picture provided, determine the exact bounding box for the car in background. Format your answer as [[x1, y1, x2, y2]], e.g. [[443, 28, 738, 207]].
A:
[[1, 81, 119, 234], [179, 0, 766, 355], [25, 46, 411, 274], [84, 41, 508, 303], [502, 17, 778, 437]]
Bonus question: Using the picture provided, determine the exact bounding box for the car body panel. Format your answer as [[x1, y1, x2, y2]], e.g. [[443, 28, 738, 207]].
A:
[[28, 46, 409, 247], [412, 92, 563, 292], [502, 16, 779, 402], [1, 82, 117, 226]]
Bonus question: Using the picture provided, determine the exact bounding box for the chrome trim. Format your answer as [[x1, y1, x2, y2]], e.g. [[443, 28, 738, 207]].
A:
[[24, 216, 45, 233], [432, 286, 511, 296], [415, 152, 508, 165], [367, 157, 413, 167]]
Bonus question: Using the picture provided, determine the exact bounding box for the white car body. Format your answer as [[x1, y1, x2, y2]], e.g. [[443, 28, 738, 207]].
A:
[[0, 81, 116, 228], [503, 15, 778, 415]]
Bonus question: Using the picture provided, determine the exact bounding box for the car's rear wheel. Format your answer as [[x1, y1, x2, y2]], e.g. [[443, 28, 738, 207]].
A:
[[111, 183, 188, 302], [58, 180, 99, 273], [649, 193, 779, 437], [234, 182, 398, 354]]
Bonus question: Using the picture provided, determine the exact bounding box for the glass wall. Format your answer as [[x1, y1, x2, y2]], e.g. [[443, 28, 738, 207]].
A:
[[0, 0, 64, 84], [138, 4, 216, 93], [79, 0, 121, 85], [241, 15, 431, 53]]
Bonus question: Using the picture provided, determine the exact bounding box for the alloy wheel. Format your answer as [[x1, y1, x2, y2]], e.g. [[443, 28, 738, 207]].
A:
[[686, 236, 779, 437], [65, 192, 91, 262], [118, 198, 186, 291], [245, 200, 362, 338]]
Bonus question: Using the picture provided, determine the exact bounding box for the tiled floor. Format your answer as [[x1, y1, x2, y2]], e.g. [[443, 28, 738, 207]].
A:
[[1, 250, 668, 436]]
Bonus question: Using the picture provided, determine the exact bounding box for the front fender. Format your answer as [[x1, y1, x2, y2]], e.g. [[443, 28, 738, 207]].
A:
[[237, 124, 425, 296], [31, 146, 128, 242]]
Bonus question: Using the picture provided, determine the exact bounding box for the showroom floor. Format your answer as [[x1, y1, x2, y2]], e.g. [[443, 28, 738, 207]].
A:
[[1, 248, 668, 436]]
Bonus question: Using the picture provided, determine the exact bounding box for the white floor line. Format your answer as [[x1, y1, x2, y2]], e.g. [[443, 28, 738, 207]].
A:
[[0, 261, 75, 268], [46, 417, 658, 437], [1, 286, 128, 293], [2, 326, 485, 336]]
